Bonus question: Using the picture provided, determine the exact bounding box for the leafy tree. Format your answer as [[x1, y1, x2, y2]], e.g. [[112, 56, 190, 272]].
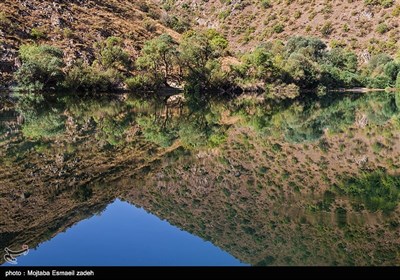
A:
[[324, 48, 358, 72], [284, 53, 321, 88], [94, 36, 130, 70], [63, 59, 122, 92], [205, 29, 229, 56], [363, 54, 397, 88], [384, 61, 400, 81], [136, 34, 177, 86], [367, 54, 393, 73], [285, 36, 327, 60], [179, 30, 229, 93], [238, 47, 276, 81], [320, 48, 361, 88], [15, 44, 64, 90]]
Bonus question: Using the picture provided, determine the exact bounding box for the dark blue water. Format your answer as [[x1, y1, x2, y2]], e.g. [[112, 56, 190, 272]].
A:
[[3, 200, 246, 266]]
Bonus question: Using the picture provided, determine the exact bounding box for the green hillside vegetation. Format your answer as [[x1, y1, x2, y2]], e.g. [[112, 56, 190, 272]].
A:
[[14, 34, 400, 95]]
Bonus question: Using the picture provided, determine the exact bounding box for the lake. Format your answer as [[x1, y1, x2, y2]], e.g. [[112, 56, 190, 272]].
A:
[[0, 91, 399, 266]]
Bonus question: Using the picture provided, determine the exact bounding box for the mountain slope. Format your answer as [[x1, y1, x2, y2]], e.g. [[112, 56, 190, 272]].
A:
[[0, 0, 180, 87], [159, 0, 400, 55]]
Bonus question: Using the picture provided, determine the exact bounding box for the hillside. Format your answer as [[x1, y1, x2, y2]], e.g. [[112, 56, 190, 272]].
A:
[[0, 0, 180, 87], [1, 0, 399, 91], [159, 0, 400, 55]]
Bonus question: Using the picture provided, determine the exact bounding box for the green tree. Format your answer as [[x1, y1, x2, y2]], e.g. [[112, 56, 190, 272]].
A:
[[238, 47, 276, 82], [94, 36, 130, 70], [63, 59, 122, 92], [15, 44, 64, 90], [284, 53, 321, 88], [179, 30, 229, 93], [325, 48, 358, 72], [136, 34, 177, 86], [285, 36, 327, 60]]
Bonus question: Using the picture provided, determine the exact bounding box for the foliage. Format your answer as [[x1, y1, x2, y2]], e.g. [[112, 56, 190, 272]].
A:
[[15, 44, 64, 90], [235, 46, 276, 82], [63, 60, 122, 92], [125, 75, 158, 91], [94, 36, 130, 70], [137, 115, 176, 147], [179, 30, 229, 93], [337, 171, 400, 213], [362, 54, 399, 88], [22, 112, 66, 139], [285, 36, 327, 60], [136, 34, 177, 87], [396, 72, 400, 89]]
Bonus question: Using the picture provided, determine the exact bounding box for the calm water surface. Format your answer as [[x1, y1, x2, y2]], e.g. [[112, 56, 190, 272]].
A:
[[1, 91, 399, 266]]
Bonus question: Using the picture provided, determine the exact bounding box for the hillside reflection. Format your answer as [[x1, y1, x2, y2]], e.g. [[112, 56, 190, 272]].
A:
[[1, 91, 399, 265]]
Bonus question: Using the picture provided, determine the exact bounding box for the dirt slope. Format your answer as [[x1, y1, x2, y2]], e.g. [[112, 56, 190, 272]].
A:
[[0, 0, 180, 86], [159, 0, 400, 55]]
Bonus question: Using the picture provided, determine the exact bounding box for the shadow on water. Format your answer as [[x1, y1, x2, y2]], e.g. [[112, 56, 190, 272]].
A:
[[0, 90, 400, 265]]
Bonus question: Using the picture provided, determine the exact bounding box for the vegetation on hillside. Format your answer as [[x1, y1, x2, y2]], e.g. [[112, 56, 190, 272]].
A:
[[14, 33, 400, 96]]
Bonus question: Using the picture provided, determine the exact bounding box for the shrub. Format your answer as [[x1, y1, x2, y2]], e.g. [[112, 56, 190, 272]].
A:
[[143, 19, 156, 32], [30, 27, 47, 39], [0, 12, 10, 26], [94, 36, 130, 70], [396, 72, 400, 89], [273, 24, 284, 33], [376, 23, 389, 34], [125, 75, 159, 91], [285, 36, 327, 59], [320, 21, 333, 37], [162, 15, 190, 33], [260, 0, 271, 8], [15, 44, 64, 90], [63, 60, 122, 92], [364, 0, 394, 8]]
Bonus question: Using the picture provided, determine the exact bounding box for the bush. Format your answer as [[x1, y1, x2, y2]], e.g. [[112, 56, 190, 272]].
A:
[[376, 23, 389, 34], [284, 53, 321, 88], [364, 0, 394, 8], [320, 21, 333, 37], [260, 0, 271, 8], [63, 60, 122, 92], [125, 75, 159, 91], [285, 36, 327, 59], [273, 24, 284, 33], [367, 75, 392, 88], [338, 170, 400, 213], [0, 12, 10, 26], [30, 27, 47, 39], [94, 36, 130, 70], [396, 72, 400, 89], [15, 44, 64, 90]]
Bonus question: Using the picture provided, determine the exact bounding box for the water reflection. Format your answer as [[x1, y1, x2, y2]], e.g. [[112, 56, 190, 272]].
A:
[[2, 200, 244, 266], [0, 91, 399, 265]]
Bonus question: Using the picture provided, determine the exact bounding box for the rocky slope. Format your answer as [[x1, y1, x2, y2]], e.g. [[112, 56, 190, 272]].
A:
[[1, 0, 399, 88], [0, 0, 180, 87], [159, 0, 400, 55]]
